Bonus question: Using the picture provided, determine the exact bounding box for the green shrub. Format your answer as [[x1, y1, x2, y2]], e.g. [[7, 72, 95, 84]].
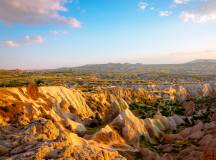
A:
[[0, 81, 29, 87], [35, 79, 45, 86]]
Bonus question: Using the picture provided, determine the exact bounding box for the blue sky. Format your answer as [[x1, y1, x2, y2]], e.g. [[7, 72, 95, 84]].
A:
[[0, 0, 216, 69]]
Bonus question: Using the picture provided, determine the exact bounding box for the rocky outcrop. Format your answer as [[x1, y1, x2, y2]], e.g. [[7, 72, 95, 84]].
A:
[[167, 83, 216, 102], [0, 84, 215, 160], [0, 86, 94, 121], [183, 100, 195, 116], [160, 121, 216, 160], [0, 118, 126, 160], [92, 125, 127, 147], [109, 99, 185, 145]]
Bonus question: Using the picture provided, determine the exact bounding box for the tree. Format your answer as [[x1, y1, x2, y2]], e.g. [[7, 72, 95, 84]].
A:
[[35, 79, 44, 86]]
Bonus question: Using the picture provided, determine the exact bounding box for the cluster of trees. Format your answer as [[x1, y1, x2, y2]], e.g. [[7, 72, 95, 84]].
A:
[[0, 79, 45, 87], [129, 100, 184, 118]]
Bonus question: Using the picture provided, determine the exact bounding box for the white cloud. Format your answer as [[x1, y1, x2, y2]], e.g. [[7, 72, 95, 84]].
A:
[[0, 36, 44, 48], [49, 30, 68, 36], [174, 0, 191, 5], [138, 1, 149, 10], [0, 0, 80, 28], [1, 41, 20, 48], [23, 36, 44, 44], [180, 0, 216, 23], [159, 11, 172, 17]]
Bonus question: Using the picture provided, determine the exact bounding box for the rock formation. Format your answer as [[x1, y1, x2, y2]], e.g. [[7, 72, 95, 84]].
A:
[[0, 84, 215, 159]]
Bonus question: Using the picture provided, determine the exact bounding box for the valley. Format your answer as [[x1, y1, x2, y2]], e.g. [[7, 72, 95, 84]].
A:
[[0, 80, 216, 159], [1, 0, 216, 159]]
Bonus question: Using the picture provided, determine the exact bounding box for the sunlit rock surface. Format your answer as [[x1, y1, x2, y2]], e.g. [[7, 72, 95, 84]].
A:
[[0, 84, 215, 159]]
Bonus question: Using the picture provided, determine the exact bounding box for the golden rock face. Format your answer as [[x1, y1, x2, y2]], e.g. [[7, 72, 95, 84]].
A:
[[0, 84, 216, 160]]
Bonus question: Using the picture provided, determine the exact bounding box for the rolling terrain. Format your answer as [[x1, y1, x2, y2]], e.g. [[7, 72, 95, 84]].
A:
[[0, 60, 216, 159], [1, 59, 216, 89], [69, 59, 216, 75], [0, 83, 216, 159]]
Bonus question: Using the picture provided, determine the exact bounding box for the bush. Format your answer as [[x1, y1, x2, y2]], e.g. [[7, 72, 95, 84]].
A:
[[0, 81, 29, 87], [35, 79, 45, 86]]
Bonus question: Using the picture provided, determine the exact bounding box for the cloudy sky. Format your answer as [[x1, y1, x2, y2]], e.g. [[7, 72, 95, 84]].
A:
[[0, 0, 216, 69]]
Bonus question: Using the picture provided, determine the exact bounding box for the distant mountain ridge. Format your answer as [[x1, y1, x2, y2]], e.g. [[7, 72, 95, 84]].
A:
[[58, 59, 215, 75], [73, 59, 216, 68], [185, 59, 216, 64]]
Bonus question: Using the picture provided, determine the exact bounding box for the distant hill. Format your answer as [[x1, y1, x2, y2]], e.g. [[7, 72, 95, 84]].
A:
[[56, 59, 216, 75], [185, 59, 216, 64]]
